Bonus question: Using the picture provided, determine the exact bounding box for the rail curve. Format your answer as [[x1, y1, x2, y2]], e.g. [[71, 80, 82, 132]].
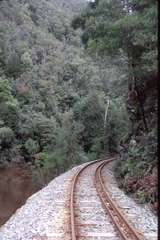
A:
[[70, 157, 143, 240], [95, 160, 143, 240]]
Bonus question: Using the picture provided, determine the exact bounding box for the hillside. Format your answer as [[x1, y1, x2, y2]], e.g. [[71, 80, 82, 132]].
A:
[[0, 0, 100, 170], [0, 0, 157, 225], [0, 0, 126, 223], [0, 0, 128, 174], [71, 0, 157, 211]]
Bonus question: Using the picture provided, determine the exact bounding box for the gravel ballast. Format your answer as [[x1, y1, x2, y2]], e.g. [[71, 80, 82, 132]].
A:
[[0, 161, 157, 240]]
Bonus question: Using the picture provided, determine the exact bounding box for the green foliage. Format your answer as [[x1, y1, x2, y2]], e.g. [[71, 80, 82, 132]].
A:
[[104, 97, 131, 152], [34, 111, 88, 178], [0, 127, 14, 147], [0, 77, 16, 103], [40, 152, 58, 170], [50, 111, 85, 167], [116, 125, 157, 181], [73, 0, 157, 207], [24, 138, 40, 155], [0, 77, 19, 128], [0, 102, 19, 129], [0, 120, 4, 127], [88, 136, 104, 159], [72, 15, 86, 29], [73, 91, 105, 151], [73, 0, 157, 78], [115, 128, 157, 208], [18, 112, 57, 149], [136, 190, 147, 204], [0, 0, 157, 205]]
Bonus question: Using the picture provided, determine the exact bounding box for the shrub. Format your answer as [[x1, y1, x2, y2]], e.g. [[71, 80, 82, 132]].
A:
[[0, 77, 19, 128], [72, 15, 85, 29], [0, 127, 14, 147], [24, 138, 40, 155]]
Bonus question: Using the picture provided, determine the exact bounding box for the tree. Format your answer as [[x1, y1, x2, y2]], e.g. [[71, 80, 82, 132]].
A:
[[72, 0, 157, 133], [24, 138, 40, 155], [0, 77, 19, 129], [0, 127, 14, 148], [73, 91, 105, 152]]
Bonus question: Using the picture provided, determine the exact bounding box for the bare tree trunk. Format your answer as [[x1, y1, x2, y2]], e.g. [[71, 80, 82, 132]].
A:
[[103, 98, 110, 151]]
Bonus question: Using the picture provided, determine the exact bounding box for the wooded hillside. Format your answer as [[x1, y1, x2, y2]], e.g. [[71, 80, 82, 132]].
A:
[[72, 0, 157, 209], [0, 0, 157, 210]]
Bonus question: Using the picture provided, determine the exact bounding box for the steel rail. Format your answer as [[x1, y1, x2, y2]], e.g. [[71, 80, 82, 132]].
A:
[[70, 156, 115, 240], [95, 161, 143, 240]]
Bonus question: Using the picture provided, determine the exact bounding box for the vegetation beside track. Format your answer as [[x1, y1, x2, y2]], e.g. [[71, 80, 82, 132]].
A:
[[71, 0, 157, 211], [0, 0, 157, 211]]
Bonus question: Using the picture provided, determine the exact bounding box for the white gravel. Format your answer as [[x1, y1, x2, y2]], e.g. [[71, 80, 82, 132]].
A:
[[0, 163, 86, 240], [0, 160, 157, 240], [102, 161, 157, 240]]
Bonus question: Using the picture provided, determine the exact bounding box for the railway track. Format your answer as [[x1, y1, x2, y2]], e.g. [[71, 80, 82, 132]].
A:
[[70, 157, 144, 240]]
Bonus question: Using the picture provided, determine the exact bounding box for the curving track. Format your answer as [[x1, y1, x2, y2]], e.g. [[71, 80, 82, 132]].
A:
[[70, 157, 144, 240]]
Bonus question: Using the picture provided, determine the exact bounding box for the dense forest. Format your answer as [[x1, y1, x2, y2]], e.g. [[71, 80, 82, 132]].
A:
[[0, 0, 157, 210]]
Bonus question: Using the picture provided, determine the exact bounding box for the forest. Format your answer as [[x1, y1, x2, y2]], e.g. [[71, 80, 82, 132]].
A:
[[0, 0, 157, 211]]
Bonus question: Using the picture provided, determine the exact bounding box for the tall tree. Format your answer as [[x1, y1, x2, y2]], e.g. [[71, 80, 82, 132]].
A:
[[72, 0, 157, 133]]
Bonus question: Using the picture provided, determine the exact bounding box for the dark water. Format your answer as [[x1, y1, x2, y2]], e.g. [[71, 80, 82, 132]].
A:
[[0, 164, 40, 226]]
